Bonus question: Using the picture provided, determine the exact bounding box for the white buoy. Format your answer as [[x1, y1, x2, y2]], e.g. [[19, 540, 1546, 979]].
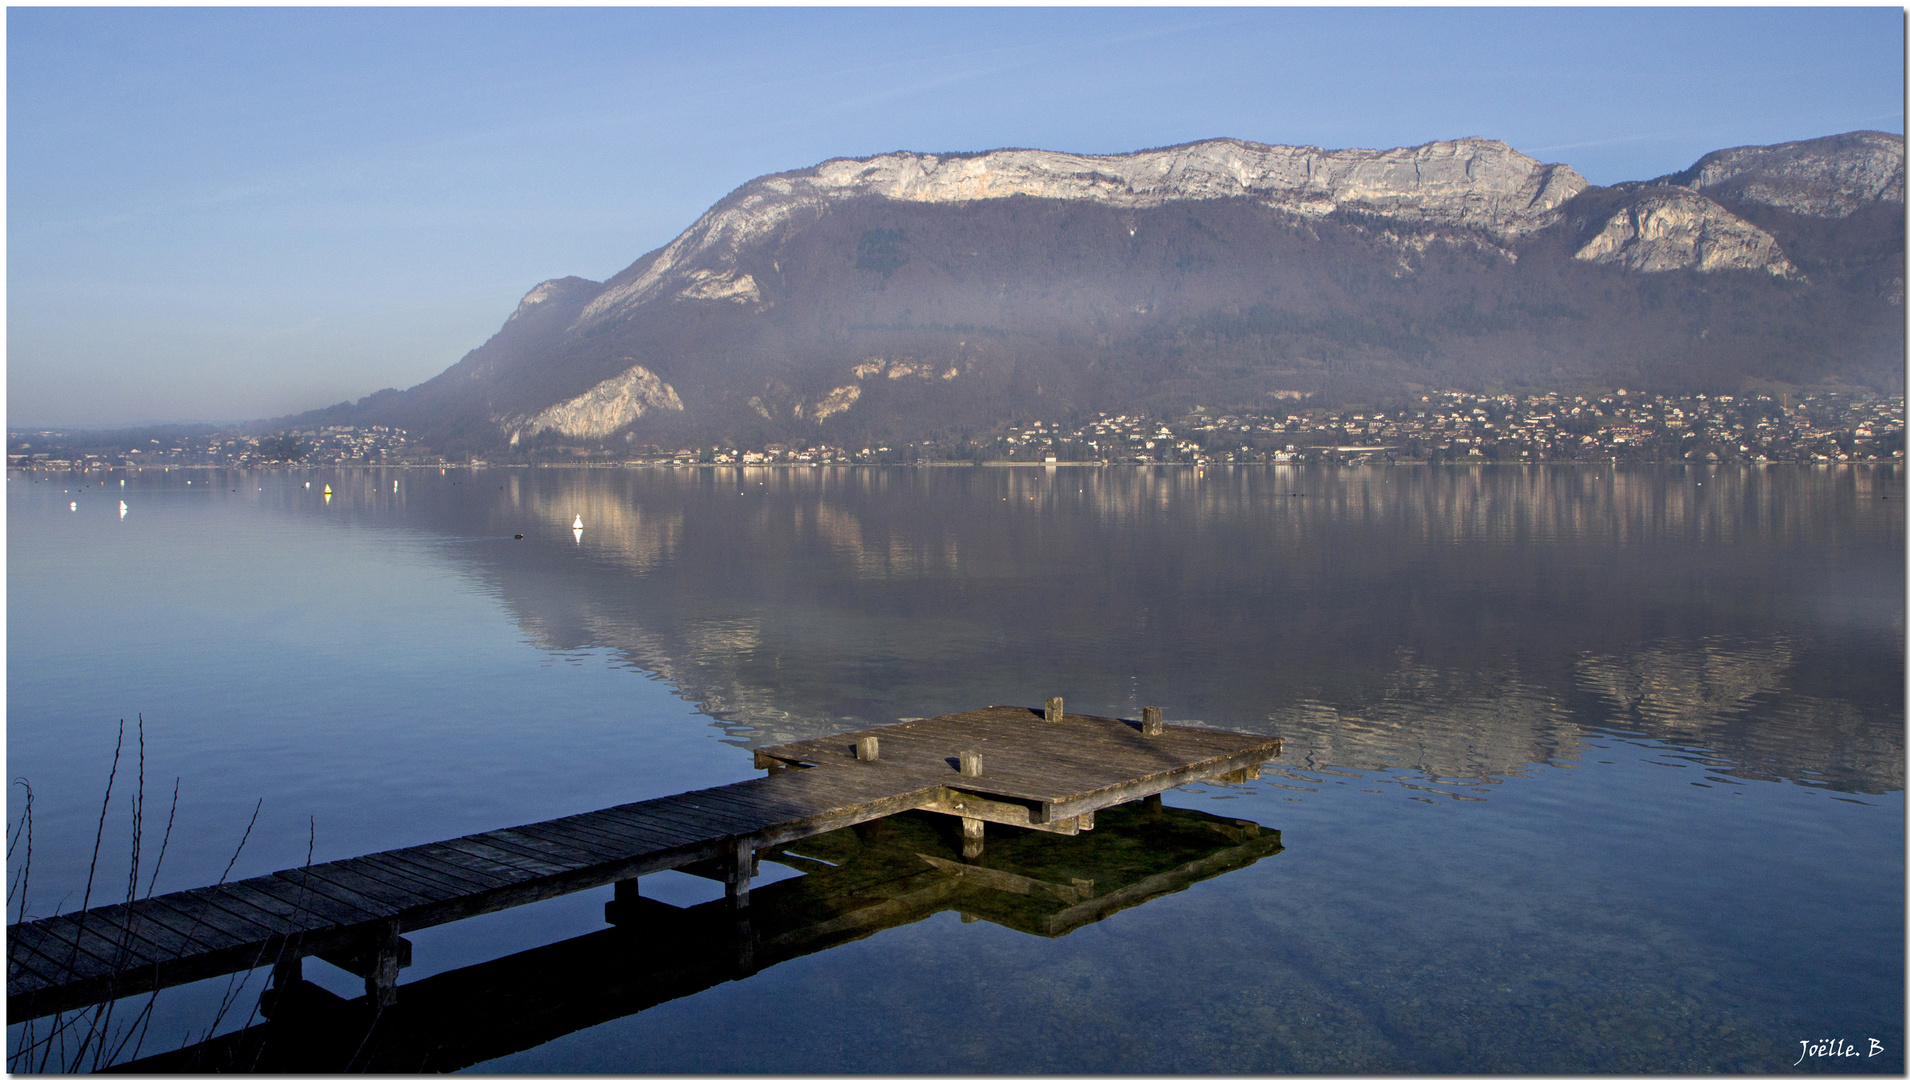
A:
[[394, 480, 398, 492], [119, 500, 128, 519], [573, 514, 583, 529], [305, 481, 310, 489], [69, 501, 77, 511]]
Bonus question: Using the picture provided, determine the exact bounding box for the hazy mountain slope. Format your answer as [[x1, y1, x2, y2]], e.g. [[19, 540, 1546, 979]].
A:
[[290, 133, 1904, 453]]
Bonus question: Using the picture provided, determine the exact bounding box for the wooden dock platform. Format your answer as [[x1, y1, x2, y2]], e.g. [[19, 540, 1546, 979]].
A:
[[8, 703, 1280, 1023]]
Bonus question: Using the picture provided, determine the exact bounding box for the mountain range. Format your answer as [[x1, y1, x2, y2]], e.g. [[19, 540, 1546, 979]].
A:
[[286, 131, 1905, 455]]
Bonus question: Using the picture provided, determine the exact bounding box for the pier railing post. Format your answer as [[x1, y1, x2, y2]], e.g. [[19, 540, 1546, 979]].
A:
[[1142, 706, 1163, 735], [857, 736, 879, 761], [1046, 696, 1064, 723], [959, 750, 983, 777]]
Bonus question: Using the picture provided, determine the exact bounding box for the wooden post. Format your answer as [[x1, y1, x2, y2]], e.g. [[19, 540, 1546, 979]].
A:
[[959, 750, 983, 777], [260, 951, 304, 1021], [728, 835, 758, 971], [961, 817, 985, 859], [605, 876, 640, 925], [857, 736, 880, 761], [1142, 706, 1163, 735], [1046, 696, 1064, 723], [725, 837, 755, 909], [366, 920, 402, 1009], [732, 912, 756, 976], [1143, 792, 1164, 819]]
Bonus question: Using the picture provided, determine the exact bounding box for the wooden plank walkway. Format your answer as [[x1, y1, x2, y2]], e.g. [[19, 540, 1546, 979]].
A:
[[8, 703, 1281, 1023]]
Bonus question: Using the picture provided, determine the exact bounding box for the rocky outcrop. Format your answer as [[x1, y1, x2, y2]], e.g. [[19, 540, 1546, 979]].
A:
[[508, 276, 602, 323], [1573, 186, 1797, 276], [1660, 130, 1905, 217], [508, 363, 682, 441], [574, 137, 1589, 332]]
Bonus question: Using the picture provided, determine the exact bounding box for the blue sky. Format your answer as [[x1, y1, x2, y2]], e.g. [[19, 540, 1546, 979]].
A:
[[8, 7, 1904, 426]]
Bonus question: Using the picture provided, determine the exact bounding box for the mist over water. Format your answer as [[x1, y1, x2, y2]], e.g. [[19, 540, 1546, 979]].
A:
[[8, 463, 1902, 1072]]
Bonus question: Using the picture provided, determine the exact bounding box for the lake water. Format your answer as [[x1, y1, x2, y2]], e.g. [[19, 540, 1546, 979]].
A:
[[7, 463, 1903, 1072]]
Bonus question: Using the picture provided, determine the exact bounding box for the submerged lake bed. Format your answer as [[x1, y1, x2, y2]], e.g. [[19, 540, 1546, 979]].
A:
[[8, 463, 1903, 1072]]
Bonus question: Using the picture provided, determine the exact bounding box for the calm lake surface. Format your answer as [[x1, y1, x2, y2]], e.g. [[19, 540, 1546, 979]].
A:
[[8, 463, 1904, 1072]]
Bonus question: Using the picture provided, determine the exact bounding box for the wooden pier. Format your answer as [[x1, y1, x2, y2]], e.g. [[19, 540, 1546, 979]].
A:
[[8, 703, 1281, 1024], [111, 800, 1284, 1071]]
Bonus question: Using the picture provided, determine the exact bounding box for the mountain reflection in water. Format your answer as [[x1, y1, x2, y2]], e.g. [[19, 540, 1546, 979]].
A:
[[324, 464, 1901, 796], [112, 802, 1279, 1072], [8, 462, 1900, 1074]]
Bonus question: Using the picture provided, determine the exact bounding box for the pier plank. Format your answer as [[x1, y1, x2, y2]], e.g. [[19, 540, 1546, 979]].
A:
[[7, 957, 51, 995], [564, 810, 696, 850], [218, 880, 362, 934], [480, 828, 621, 868], [149, 892, 277, 946], [371, 849, 514, 893], [438, 837, 576, 878], [273, 868, 407, 919], [231, 874, 382, 926], [47, 910, 178, 969], [509, 821, 645, 864], [10, 930, 86, 986], [24, 917, 135, 977], [473, 827, 608, 865], [120, 897, 252, 953], [9, 935, 91, 988], [336, 856, 471, 904], [290, 863, 432, 911], [405, 842, 550, 885]]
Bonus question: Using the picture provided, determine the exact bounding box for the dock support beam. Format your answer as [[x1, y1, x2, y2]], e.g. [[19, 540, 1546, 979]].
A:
[[961, 817, 985, 860], [605, 877, 641, 926], [366, 920, 402, 1009], [724, 837, 757, 974], [270, 953, 302, 992], [724, 837, 755, 909]]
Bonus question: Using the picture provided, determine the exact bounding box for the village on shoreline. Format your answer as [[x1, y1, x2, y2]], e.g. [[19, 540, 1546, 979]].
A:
[[11, 388, 1904, 472]]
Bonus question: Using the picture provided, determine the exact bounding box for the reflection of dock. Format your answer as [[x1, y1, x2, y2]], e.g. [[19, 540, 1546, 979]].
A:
[[110, 801, 1283, 1072], [9, 705, 1280, 1024]]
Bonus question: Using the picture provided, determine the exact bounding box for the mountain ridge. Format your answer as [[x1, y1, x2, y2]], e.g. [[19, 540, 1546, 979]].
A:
[[284, 131, 1905, 455]]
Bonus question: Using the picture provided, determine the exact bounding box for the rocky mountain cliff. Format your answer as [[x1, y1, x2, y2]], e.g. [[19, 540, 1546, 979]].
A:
[[291, 132, 1904, 454]]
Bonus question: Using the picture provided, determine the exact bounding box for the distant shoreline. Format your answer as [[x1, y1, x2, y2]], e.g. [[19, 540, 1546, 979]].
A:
[[10, 459, 1903, 474]]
